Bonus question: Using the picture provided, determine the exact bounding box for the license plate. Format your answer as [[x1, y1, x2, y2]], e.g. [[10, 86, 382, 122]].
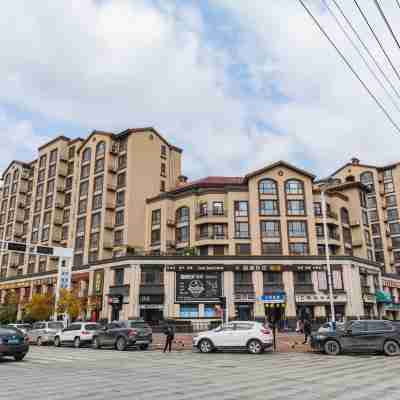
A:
[[8, 339, 20, 345]]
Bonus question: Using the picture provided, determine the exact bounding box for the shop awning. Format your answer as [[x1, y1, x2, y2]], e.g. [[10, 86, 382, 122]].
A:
[[375, 290, 392, 304]]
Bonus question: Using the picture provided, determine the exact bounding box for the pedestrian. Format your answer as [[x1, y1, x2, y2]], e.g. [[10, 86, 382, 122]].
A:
[[163, 322, 175, 353], [303, 318, 312, 344]]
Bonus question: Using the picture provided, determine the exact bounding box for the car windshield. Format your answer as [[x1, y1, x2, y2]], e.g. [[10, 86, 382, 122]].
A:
[[85, 324, 101, 331], [0, 328, 20, 336], [48, 322, 64, 330], [128, 322, 149, 329]]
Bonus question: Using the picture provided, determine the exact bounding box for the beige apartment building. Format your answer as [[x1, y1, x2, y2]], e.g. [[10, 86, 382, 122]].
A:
[[1, 144, 400, 326]]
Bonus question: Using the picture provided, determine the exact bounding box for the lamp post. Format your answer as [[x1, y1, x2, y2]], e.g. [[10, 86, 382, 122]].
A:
[[320, 184, 336, 324]]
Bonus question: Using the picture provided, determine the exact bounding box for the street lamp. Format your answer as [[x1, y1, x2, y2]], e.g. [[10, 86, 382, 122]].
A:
[[320, 180, 336, 324]]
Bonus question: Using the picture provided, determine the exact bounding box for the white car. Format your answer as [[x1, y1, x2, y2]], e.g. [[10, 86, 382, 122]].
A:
[[29, 321, 65, 345], [193, 321, 273, 354], [54, 322, 101, 348], [7, 323, 32, 335]]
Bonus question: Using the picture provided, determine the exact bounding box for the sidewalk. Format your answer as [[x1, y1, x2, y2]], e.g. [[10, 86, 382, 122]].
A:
[[151, 333, 312, 353]]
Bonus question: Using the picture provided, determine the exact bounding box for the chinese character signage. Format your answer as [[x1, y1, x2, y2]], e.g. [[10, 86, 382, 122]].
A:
[[259, 293, 286, 304], [176, 272, 222, 302]]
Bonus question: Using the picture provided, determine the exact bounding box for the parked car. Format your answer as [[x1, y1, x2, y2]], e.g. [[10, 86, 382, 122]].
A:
[[7, 323, 32, 335], [311, 320, 400, 356], [193, 321, 273, 354], [0, 326, 29, 361], [317, 321, 345, 333], [28, 321, 65, 345], [92, 320, 152, 351], [54, 322, 101, 348]]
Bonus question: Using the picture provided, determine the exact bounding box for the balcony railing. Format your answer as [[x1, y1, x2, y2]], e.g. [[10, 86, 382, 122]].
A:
[[195, 209, 227, 219], [294, 283, 315, 293], [196, 232, 228, 240], [263, 283, 285, 292]]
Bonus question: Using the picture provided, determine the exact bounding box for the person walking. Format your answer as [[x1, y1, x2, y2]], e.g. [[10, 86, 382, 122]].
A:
[[302, 318, 312, 344], [163, 322, 175, 353]]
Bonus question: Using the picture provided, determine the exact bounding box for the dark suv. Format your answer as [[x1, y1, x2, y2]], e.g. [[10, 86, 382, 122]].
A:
[[311, 320, 400, 356], [92, 320, 152, 351]]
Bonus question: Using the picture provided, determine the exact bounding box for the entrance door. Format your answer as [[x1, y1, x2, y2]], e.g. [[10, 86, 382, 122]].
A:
[[140, 308, 163, 323], [236, 304, 252, 320], [111, 306, 120, 322]]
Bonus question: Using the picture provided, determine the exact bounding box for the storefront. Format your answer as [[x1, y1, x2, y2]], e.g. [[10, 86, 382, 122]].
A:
[[139, 294, 164, 322], [90, 269, 104, 322]]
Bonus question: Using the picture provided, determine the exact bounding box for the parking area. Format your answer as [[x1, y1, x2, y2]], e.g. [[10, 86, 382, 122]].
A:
[[2, 346, 400, 400]]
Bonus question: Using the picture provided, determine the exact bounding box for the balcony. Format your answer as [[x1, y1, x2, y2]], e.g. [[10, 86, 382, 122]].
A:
[[53, 210, 63, 225], [263, 283, 285, 293], [19, 181, 28, 194], [107, 183, 117, 192], [58, 163, 68, 177], [52, 227, 62, 243], [294, 283, 315, 293], [196, 232, 228, 241], [108, 163, 118, 174], [167, 219, 176, 227], [106, 197, 116, 210], [15, 210, 24, 223], [195, 209, 227, 219]]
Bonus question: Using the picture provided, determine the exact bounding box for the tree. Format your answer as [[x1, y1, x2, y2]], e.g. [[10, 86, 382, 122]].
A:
[[57, 289, 81, 321], [0, 290, 18, 324], [24, 293, 54, 322]]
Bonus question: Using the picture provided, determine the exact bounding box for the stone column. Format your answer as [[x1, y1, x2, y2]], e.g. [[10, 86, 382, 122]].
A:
[[127, 264, 140, 319], [101, 267, 112, 321], [343, 263, 363, 320], [223, 271, 234, 320], [253, 271, 264, 319], [164, 270, 177, 319], [283, 271, 296, 324]]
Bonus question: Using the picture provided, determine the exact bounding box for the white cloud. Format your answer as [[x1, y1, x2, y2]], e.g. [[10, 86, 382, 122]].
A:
[[1, 0, 400, 179]]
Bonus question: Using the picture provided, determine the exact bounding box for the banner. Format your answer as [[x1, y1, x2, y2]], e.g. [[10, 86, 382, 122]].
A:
[[176, 271, 222, 302]]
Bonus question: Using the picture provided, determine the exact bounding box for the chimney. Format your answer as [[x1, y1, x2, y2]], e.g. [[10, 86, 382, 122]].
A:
[[351, 157, 360, 165], [177, 175, 188, 186]]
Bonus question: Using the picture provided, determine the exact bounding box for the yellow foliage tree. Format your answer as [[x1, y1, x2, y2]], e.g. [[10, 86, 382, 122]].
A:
[[24, 293, 54, 322], [57, 289, 81, 321]]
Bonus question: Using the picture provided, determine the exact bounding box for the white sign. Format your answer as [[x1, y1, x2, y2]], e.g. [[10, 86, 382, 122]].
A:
[[295, 293, 347, 304]]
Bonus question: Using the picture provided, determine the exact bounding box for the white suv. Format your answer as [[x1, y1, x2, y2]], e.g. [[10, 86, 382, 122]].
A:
[[54, 322, 101, 348], [193, 321, 273, 354]]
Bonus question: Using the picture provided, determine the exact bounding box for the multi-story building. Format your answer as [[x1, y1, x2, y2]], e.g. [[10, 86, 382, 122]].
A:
[[0, 127, 182, 319]]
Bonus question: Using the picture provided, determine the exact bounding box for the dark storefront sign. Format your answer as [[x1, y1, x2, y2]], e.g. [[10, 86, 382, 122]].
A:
[[108, 295, 123, 307], [166, 264, 343, 272], [176, 271, 222, 302], [139, 294, 164, 304]]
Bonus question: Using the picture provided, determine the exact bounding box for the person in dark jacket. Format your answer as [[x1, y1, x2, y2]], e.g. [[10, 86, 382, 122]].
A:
[[163, 322, 175, 353], [302, 319, 312, 344]]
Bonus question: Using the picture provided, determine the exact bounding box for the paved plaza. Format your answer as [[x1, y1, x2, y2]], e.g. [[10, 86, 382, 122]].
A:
[[1, 346, 400, 400]]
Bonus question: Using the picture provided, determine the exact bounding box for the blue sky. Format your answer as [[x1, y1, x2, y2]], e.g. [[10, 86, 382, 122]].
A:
[[1, 0, 400, 180]]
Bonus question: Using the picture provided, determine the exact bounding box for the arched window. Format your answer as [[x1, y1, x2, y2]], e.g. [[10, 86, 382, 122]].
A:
[[340, 207, 350, 225], [96, 141, 106, 157], [5, 174, 10, 185], [285, 179, 304, 195], [176, 206, 190, 224], [259, 179, 277, 195], [82, 148, 92, 163], [360, 171, 374, 192]]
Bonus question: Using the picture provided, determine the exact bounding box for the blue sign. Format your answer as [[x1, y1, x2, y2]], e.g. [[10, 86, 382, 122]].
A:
[[259, 293, 286, 304]]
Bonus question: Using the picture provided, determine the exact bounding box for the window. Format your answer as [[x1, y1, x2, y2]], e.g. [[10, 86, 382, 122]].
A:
[[390, 222, 400, 235], [375, 251, 384, 263], [63, 209, 70, 223], [94, 158, 104, 174], [364, 230, 371, 246], [82, 148, 91, 163], [317, 271, 327, 290], [79, 181, 89, 197], [260, 200, 279, 216], [289, 243, 308, 255], [333, 270, 343, 290], [260, 220, 280, 238], [176, 226, 189, 243], [37, 183, 44, 197], [160, 180, 166, 192], [152, 209, 161, 226], [343, 227, 352, 244], [114, 269, 124, 286], [180, 304, 199, 318], [234, 201, 248, 217], [371, 223, 381, 236], [91, 213, 101, 230], [288, 221, 307, 237], [383, 169, 393, 180], [373, 237, 383, 249], [116, 191, 125, 207], [117, 172, 126, 188], [41, 227, 49, 242], [213, 224, 225, 239], [76, 217, 86, 235], [49, 149, 58, 164], [161, 145, 167, 157], [314, 202, 322, 216], [261, 242, 281, 255], [47, 180, 55, 194], [259, 179, 277, 195], [65, 176, 73, 191], [39, 155, 47, 169], [96, 141, 106, 157], [285, 180, 304, 195], [385, 182, 394, 193], [199, 224, 209, 239], [263, 271, 283, 285], [43, 211, 51, 226], [119, 139, 127, 152], [68, 146, 75, 160], [392, 237, 400, 249], [388, 208, 399, 222], [151, 229, 160, 245], [90, 232, 99, 249], [394, 251, 400, 262], [316, 224, 324, 237], [235, 222, 249, 238], [387, 195, 397, 207], [115, 210, 124, 226], [235, 243, 251, 255], [362, 210, 369, 225], [45, 195, 53, 209], [67, 161, 74, 176], [160, 162, 166, 177], [92, 194, 102, 210], [93, 175, 104, 193], [78, 198, 87, 215], [81, 164, 90, 179], [61, 226, 69, 241], [369, 210, 378, 222], [366, 197, 377, 209], [65, 192, 72, 207], [118, 154, 127, 170], [360, 171, 374, 192], [176, 207, 189, 224], [213, 202, 224, 216], [75, 236, 85, 250], [287, 199, 305, 216], [48, 164, 56, 178], [74, 254, 83, 267], [234, 271, 252, 284]]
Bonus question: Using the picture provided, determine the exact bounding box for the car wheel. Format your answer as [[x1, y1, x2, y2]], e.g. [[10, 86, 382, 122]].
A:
[[37, 337, 42, 346], [116, 337, 127, 351], [198, 339, 213, 353], [140, 344, 149, 350], [92, 337, 101, 350], [74, 337, 81, 349], [383, 340, 400, 356], [14, 353, 26, 362], [247, 339, 263, 355], [54, 337, 61, 347], [324, 340, 341, 356]]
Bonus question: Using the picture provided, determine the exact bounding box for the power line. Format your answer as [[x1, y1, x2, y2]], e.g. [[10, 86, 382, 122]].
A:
[[373, 0, 400, 52], [322, 0, 400, 112], [353, 0, 400, 83], [297, 0, 400, 135], [331, 0, 400, 100]]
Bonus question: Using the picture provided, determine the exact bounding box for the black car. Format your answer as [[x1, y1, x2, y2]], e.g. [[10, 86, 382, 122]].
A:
[[311, 320, 400, 356], [0, 326, 29, 361], [92, 320, 152, 351]]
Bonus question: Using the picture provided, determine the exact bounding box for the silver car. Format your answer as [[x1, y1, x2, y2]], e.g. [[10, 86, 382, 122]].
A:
[[7, 323, 32, 335], [28, 321, 65, 345]]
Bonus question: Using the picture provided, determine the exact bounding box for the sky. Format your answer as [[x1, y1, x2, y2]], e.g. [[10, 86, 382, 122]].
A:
[[1, 0, 400, 180]]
